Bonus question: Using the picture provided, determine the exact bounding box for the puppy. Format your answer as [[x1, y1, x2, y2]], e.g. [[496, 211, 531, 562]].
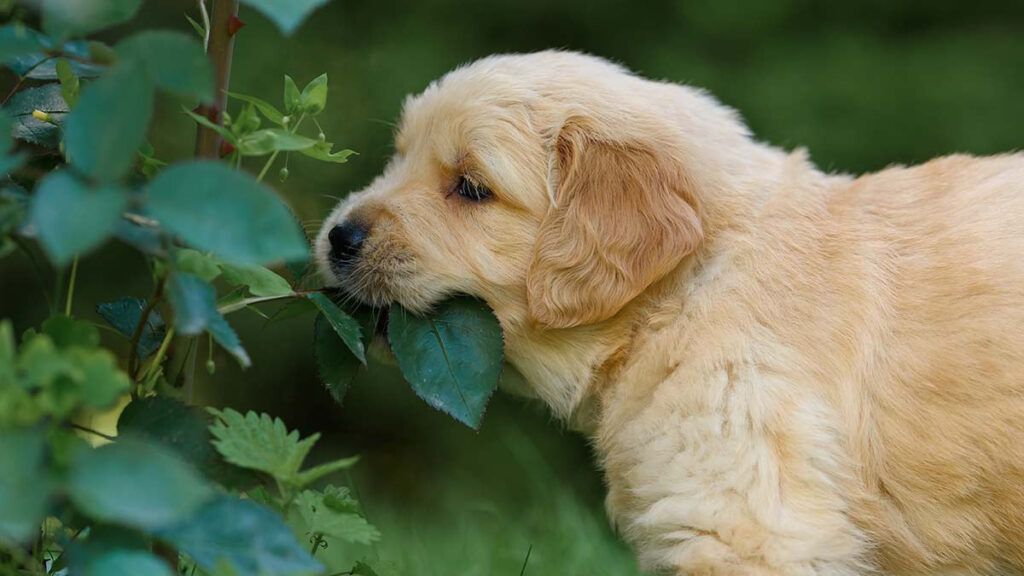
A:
[[315, 51, 1024, 575]]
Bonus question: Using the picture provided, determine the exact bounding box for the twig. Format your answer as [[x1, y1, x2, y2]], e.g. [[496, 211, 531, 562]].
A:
[[194, 0, 240, 158], [128, 276, 165, 382], [63, 255, 78, 316], [197, 0, 211, 51], [70, 424, 116, 442]]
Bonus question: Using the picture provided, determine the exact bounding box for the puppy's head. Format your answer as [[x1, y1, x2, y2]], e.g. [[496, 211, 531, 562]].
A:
[[316, 51, 704, 331]]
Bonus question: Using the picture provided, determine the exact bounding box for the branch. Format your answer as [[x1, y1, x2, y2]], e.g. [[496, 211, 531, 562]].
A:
[[194, 0, 240, 159]]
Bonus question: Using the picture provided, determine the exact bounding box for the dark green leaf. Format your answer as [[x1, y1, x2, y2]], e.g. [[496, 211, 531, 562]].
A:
[[236, 128, 318, 156], [0, 428, 53, 543], [6, 41, 105, 79], [314, 314, 359, 404], [43, 0, 144, 40], [219, 263, 293, 297], [117, 30, 213, 102], [145, 161, 308, 266], [156, 496, 322, 576], [5, 83, 68, 148], [96, 297, 166, 358], [81, 550, 175, 576], [68, 437, 214, 530], [299, 73, 327, 115], [306, 292, 365, 363], [0, 24, 44, 62], [167, 273, 250, 367], [64, 60, 154, 183], [241, 0, 333, 35], [226, 92, 284, 125], [388, 296, 504, 429], [299, 141, 355, 164], [283, 74, 300, 114], [29, 171, 127, 266], [65, 525, 150, 576]]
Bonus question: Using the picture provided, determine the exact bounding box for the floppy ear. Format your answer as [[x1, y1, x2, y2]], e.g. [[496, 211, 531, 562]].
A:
[[526, 118, 703, 329]]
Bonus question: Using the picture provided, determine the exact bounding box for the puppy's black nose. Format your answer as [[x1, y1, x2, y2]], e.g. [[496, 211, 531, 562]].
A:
[[328, 220, 369, 263]]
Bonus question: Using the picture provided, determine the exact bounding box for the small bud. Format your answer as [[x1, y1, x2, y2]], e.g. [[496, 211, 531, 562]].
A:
[[206, 359, 216, 375], [31, 110, 51, 123], [228, 15, 246, 36], [219, 139, 236, 158], [318, 132, 326, 142], [278, 167, 289, 182], [222, 111, 232, 126], [281, 115, 291, 127]]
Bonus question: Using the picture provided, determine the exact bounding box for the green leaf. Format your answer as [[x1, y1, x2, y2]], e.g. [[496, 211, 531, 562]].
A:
[[0, 24, 44, 62], [294, 455, 359, 488], [0, 428, 53, 543], [65, 525, 150, 576], [242, 0, 333, 35], [157, 495, 322, 576], [96, 297, 166, 358], [291, 486, 379, 545], [167, 273, 251, 367], [219, 263, 293, 297], [7, 40, 104, 79], [145, 161, 308, 266], [55, 58, 80, 107], [173, 247, 222, 282], [388, 296, 504, 429], [117, 30, 214, 102], [314, 314, 360, 404], [80, 550, 175, 576], [299, 141, 355, 164], [207, 408, 319, 484], [5, 83, 69, 148], [29, 171, 127, 266], [182, 106, 237, 144], [283, 74, 301, 115], [226, 92, 284, 125], [306, 292, 365, 363], [299, 73, 327, 115], [41, 315, 100, 349], [236, 128, 318, 156], [68, 437, 214, 530], [43, 0, 144, 40], [64, 60, 155, 183]]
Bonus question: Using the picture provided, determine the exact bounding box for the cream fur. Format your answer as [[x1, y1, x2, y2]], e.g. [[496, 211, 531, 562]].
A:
[[315, 51, 1024, 575]]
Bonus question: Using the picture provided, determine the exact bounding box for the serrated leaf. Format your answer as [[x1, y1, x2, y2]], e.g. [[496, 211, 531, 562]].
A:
[[306, 292, 365, 363], [314, 314, 359, 404], [167, 273, 250, 367], [117, 30, 213, 102], [145, 161, 308, 266], [207, 407, 318, 484], [242, 0, 332, 35], [68, 437, 214, 530], [43, 0, 144, 40], [291, 486, 379, 545], [64, 60, 154, 183], [236, 128, 318, 156], [299, 141, 355, 164], [219, 263, 293, 297], [0, 428, 53, 543], [299, 73, 327, 115], [283, 74, 300, 114], [388, 296, 503, 429], [157, 495, 322, 576], [0, 24, 44, 62], [226, 92, 284, 125], [96, 297, 166, 358], [29, 171, 127, 266]]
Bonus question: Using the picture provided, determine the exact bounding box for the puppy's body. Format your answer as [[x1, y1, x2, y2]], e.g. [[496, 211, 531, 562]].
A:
[[317, 51, 1024, 575]]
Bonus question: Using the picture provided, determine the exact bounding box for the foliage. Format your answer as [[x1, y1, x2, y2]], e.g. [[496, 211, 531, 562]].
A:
[[1, 0, 508, 574]]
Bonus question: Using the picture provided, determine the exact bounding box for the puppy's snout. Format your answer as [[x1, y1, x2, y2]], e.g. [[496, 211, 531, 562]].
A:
[[328, 220, 370, 264]]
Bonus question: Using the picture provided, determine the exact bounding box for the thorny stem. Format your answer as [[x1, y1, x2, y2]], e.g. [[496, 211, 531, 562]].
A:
[[63, 255, 78, 316], [194, 0, 239, 158]]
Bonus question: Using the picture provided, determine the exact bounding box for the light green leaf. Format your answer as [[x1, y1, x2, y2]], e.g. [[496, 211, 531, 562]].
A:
[[299, 141, 355, 164], [0, 428, 53, 543], [167, 273, 251, 367], [219, 263, 292, 297], [29, 171, 127, 266], [294, 454, 359, 488], [40, 315, 100, 349], [96, 297, 166, 358], [182, 106, 237, 144], [299, 73, 327, 115], [82, 550, 175, 576], [388, 296, 504, 429], [55, 58, 80, 107], [306, 293, 365, 363], [43, 0, 144, 40], [283, 74, 301, 114], [68, 437, 214, 530], [117, 30, 214, 102], [0, 24, 44, 62], [236, 128, 318, 156], [145, 161, 308, 266], [291, 486, 379, 545], [173, 248, 223, 282], [226, 92, 284, 125], [207, 408, 319, 484], [64, 60, 155, 183], [314, 314, 360, 405], [242, 0, 332, 35], [157, 496, 322, 576]]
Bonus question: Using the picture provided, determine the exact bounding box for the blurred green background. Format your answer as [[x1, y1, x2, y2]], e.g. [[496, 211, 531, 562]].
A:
[[3, 1, 1023, 574]]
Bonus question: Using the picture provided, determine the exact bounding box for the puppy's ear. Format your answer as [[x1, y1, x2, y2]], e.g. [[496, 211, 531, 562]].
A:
[[526, 118, 703, 329]]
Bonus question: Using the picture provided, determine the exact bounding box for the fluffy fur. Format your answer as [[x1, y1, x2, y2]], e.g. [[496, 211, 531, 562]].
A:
[[315, 51, 1024, 575]]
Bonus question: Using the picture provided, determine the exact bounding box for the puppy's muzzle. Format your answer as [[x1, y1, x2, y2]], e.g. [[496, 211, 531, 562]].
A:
[[327, 219, 371, 271]]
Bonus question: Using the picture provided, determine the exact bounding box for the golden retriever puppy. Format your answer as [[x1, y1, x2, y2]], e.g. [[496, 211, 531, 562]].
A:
[[315, 51, 1024, 575]]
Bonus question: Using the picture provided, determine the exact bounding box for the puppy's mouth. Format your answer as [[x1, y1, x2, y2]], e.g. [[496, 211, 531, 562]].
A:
[[324, 241, 436, 312]]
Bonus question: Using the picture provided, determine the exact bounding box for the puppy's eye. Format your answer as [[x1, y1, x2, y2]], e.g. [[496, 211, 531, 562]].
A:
[[454, 175, 493, 202]]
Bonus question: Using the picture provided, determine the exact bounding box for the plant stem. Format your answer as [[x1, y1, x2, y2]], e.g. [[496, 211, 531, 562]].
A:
[[256, 114, 305, 182], [218, 288, 323, 315], [63, 255, 78, 316], [128, 276, 166, 382], [194, 0, 240, 158], [309, 534, 325, 557], [141, 325, 176, 387], [70, 424, 116, 442]]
